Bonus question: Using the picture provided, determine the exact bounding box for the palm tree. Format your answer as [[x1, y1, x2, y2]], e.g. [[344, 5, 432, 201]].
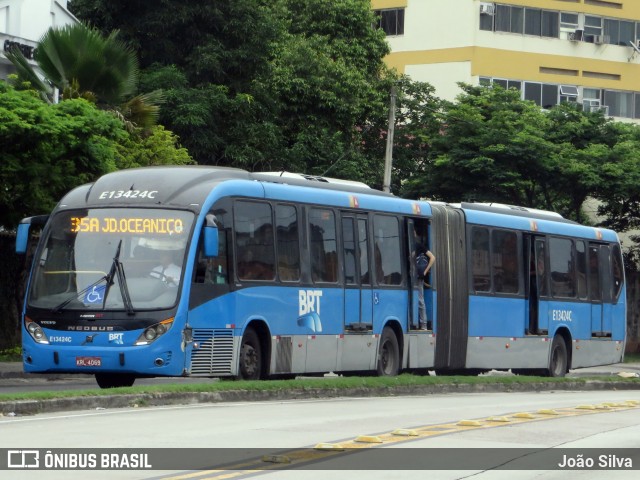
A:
[[6, 22, 161, 131]]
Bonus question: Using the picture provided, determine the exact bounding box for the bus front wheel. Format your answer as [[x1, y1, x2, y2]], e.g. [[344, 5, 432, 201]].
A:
[[377, 327, 400, 376], [546, 335, 568, 377], [95, 373, 136, 389], [239, 327, 262, 380]]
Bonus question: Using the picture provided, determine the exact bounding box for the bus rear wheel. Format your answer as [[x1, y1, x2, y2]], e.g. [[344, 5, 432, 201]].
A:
[[377, 327, 400, 376], [239, 327, 262, 380], [546, 335, 568, 377], [95, 373, 136, 389]]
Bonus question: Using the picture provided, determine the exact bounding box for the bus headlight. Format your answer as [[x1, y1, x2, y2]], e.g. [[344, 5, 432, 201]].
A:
[[25, 317, 49, 344], [135, 318, 174, 345]]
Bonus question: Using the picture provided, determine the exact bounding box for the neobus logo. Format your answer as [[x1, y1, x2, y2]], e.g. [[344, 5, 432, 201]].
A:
[[299, 290, 323, 316]]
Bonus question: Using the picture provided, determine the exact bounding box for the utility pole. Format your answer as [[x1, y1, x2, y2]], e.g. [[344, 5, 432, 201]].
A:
[[382, 86, 397, 193]]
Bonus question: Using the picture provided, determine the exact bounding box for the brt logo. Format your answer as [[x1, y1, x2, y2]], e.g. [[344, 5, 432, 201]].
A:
[[299, 289, 323, 316]]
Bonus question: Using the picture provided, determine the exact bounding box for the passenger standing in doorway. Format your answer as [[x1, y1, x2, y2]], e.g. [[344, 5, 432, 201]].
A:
[[416, 243, 435, 330]]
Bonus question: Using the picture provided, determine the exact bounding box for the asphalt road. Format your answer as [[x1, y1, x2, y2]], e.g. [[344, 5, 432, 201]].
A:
[[1, 390, 639, 480]]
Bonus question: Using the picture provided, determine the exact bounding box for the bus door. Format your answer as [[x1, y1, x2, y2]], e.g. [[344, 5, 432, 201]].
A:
[[527, 236, 548, 334], [406, 218, 419, 330], [341, 214, 372, 330], [588, 243, 612, 336]]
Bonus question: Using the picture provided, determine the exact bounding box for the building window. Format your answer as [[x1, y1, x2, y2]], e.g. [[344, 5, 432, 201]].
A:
[[524, 8, 559, 37], [559, 85, 579, 103], [375, 9, 404, 36], [584, 15, 603, 42], [496, 5, 524, 34], [560, 12, 579, 30], [603, 90, 633, 118], [603, 18, 634, 46], [524, 82, 559, 108], [493, 78, 522, 91], [634, 93, 640, 119]]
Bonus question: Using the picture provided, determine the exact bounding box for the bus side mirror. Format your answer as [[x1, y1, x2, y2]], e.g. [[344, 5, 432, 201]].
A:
[[203, 226, 219, 258], [16, 215, 48, 254], [16, 223, 30, 254]]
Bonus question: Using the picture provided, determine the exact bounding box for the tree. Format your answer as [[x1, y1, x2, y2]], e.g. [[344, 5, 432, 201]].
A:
[[7, 22, 161, 131], [69, 0, 394, 179], [405, 84, 558, 208], [0, 82, 192, 229], [0, 82, 125, 227]]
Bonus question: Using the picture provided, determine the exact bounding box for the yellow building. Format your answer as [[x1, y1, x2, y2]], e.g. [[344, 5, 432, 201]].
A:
[[372, 0, 640, 120]]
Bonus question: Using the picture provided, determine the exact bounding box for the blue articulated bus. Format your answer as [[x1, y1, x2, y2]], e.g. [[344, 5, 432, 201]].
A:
[[16, 166, 626, 388]]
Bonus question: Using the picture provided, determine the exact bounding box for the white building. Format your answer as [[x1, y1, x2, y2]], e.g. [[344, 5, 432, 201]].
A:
[[0, 0, 77, 79], [372, 0, 640, 122]]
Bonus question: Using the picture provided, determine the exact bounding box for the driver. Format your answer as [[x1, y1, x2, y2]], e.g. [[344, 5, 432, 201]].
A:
[[150, 250, 181, 286]]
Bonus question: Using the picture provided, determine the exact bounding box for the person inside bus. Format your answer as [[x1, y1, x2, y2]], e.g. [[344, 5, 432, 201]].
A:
[[415, 243, 435, 330], [150, 250, 182, 286]]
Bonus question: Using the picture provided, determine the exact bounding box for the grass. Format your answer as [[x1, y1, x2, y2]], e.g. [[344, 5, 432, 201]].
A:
[[0, 347, 21, 362], [624, 352, 640, 363], [0, 373, 636, 403]]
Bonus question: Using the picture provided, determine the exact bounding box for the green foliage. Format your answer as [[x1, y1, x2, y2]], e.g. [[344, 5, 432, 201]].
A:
[[0, 346, 21, 362], [0, 83, 192, 228], [116, 125, 194, 169], [70, 0, 393, 180], [7, 22, 163, 132], [0, 82, 126, 227]]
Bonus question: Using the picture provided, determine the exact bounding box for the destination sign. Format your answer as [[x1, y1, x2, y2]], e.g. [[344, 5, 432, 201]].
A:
[[70, 217, 185, 235]]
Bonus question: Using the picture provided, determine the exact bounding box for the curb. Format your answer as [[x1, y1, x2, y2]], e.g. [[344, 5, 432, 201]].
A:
[[1, 381, 639, 416]]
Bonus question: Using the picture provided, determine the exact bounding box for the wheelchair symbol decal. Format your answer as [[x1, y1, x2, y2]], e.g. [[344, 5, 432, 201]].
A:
[[84, 285, 106, 304]]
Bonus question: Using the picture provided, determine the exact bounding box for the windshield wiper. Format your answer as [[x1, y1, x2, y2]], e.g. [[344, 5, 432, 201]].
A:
[[102, 240, 135, 315], [51, 240, 134, 315]]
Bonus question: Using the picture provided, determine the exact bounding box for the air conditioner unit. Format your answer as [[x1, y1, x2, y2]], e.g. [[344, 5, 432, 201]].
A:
[[582, 99, 601, 112], [480, 3, 495, 15], [593, 35, 609, 45], [568, 29, 583, 41], [584, 105, 609, 116]]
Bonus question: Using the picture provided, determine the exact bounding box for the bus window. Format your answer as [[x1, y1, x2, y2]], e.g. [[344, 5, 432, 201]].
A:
[[493, 230, 518, 294], [535, 239, 548, 297], [194, 223, 228, 285], [575, 241, 588, 299], [612, 244, 624, 302], [588, 244, 601, 301], [342, 217, 357, 285], [276, 204, 300, 282], [309, 208, 338, 283], [549, 237, 575, 298], [235, 201, 275, 281], [373, 215, 402, 286], [471, 227, 490, 292], [358, 218, 370, 285]]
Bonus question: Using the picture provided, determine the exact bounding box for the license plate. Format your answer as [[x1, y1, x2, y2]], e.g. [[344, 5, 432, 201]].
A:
[[75, 356, 102, 367]]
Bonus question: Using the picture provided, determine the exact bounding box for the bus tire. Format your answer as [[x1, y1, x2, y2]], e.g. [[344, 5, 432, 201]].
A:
[[95, 373, 136, 389], [377, 327, 400, 376], [546, 335, 568, 377], [239, 327, 262, 380]]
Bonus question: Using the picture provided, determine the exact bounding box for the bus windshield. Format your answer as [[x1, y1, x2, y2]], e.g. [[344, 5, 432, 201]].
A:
[[28, 208, 194, 311]]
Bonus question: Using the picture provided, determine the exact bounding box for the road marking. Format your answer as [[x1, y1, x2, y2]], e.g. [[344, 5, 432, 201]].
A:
[[155, 400, 638, 480]]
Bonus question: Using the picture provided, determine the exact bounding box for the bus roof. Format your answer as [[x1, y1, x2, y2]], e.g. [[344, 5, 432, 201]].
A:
[[56, 166, 394, 213]]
